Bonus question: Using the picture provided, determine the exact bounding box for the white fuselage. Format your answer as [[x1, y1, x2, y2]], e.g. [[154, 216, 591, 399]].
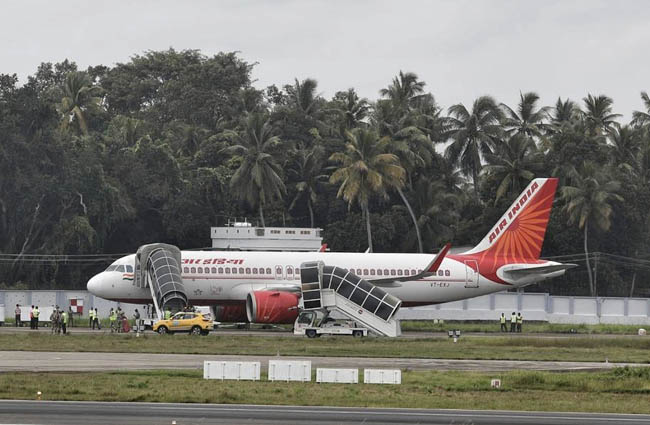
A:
[[87, 250, 563, 307]]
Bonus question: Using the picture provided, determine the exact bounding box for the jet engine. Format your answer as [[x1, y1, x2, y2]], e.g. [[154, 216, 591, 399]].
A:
[[245, 291, 300, 324]]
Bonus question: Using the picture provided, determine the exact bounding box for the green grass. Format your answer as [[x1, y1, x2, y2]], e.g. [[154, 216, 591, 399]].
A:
[[401, 320, 645, 334], [2, 332, 649, 363], [1, 368, 649, 413]]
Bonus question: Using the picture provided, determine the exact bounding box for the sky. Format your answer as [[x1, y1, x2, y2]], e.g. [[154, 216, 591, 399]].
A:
[[2, 0, 650, 120]]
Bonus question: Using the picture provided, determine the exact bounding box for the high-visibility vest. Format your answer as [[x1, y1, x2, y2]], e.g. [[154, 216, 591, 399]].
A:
[[33, 309, 39, 318], [164, 310, 171, 319], [510, 314, 516, 323], [109, 312, 117, 321], [500, 315, 506, 324], [517, 315, 523, 324], [62, 312, 68, 324], [89, 310, 95, 319]]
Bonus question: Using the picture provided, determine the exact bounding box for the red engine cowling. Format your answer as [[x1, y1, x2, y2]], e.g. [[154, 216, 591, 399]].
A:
[[246, 291, 300, 324]]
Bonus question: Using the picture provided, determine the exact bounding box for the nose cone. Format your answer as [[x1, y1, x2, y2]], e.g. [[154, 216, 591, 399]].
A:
[[87, 273, 103, 296]]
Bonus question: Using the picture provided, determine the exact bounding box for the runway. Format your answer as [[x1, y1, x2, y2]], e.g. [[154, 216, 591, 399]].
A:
[[1, 400, 649, 425], [1, 350, 646, 372]]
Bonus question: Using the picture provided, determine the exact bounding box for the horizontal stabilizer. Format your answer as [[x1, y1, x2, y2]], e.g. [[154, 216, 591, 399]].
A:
[[504, 263, 577, 276]]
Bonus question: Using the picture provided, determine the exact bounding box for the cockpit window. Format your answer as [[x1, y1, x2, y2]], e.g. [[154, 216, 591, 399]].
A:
[[126, 265, 133, 273], [116, 265, 125, 272], [105, 265, 117, 272]]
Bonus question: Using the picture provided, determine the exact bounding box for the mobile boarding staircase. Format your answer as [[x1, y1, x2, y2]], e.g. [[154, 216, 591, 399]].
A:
[[299, 261, 402, 337], [134, 243, 188, 320]]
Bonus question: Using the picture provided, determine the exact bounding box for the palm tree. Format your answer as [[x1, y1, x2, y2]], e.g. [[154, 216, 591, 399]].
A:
[[582, 94, 621, 135], [222, 113, 286, 227], [631, 92, 650, 128], [288, 144, 327, 228], [58, 71, 102, 135], [288, 78, 321, 116], [444, 96, 504, 197], [484, 135, 544, 202], [409, 178, 461, 252], [379, 71, 426, 111], [561, 162, 623, 296], [331, 88, 369, 131], [500, 92, 550, 139], [608, 125, 641, 173], [329, 128, 406, 252]]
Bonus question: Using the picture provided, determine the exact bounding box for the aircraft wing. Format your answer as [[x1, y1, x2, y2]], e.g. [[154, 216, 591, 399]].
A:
[[504, 263, 578, 276], [368, 243, 451, 286]]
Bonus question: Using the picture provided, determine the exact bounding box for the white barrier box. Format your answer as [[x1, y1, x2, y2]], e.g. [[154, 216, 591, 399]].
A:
[[203, 361, 260, 381], [316, 368, 358, 384], [363, 369, 401, 384], [268, 360, 312, 382]]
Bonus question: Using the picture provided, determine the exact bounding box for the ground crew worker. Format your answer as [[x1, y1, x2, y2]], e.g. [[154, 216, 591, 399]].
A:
[[133, 309, 141, 333], [68, 306, 74, 328], [93, 308, 101, 329], [109, 308, 117, 332], [510, 311, 516, 333], [499, 313, 507, 332], [33, 306, 40, 329], [164, 308, 171, 320], [516, 312, 523, 333], [15, 304, 21, 327], [30, 305, 35, 329], [89, 308, 95, 329], [61, 310, 68, 334], [50, 308, 59, 334]]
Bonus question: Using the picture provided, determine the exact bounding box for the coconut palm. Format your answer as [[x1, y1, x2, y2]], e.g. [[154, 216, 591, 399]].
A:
[[444, 96, 504, 197], [631, 91, 650, 128], [484, 134, 544, 202], [582, 94, 621, 135], [288, 144, 327, 228], [331, 88, 369, 131], [500, 92, 550, 139], [58, 71, 102, 135], [222, 113, 286, 227], [379, 71, 426, 111], [608, 125, 641, 173], [561, 162, 623, 296], [329, 128, 406, 252]]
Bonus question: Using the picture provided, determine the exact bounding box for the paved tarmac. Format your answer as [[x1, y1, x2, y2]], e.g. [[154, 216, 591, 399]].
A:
[[1, 400, 649, 425], [1, 350, 646, 372]]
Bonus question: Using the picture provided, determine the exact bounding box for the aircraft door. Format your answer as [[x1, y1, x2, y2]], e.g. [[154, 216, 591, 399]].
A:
[[464, 260, 479, 288]]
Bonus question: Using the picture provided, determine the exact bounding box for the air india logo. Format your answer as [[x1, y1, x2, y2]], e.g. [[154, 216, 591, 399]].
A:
[[488, 181, 539, 244]]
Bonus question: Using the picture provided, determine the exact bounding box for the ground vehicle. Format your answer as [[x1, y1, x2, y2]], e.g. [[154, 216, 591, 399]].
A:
[[294, 311, 368, 338], [152, 311, 212, 335]]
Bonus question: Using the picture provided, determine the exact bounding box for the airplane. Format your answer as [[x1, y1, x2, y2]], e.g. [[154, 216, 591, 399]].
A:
[[87, 177, 575, 325]]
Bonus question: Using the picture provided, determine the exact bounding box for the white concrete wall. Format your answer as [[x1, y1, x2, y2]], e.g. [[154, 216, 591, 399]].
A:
[[2, 290, 649, 325]]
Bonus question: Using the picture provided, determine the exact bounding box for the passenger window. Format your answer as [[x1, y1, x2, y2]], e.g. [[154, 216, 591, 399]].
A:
[[377, 269, 383, 276], [286, 266, 293, 276], [191, 267, 196, 273], [183, 267, 189, 273], [438, 270, 444, 276], [266, 268, 272, 274], [198, 267, 203, 273], [295, 268, 300, 279], [391, 269, 396, 276], [384, 269, 389, 275], [397, 270, 403, 276], [445, 270, 450, 276], [232, 268, 238, 274], [363, 269, 369, 275], [211, 267, 217, 274], [404, 269, 409, 276], [253, 268, 258, 274], [370, 269, 375, 276], [218, 267, 223, 274], [225, 268, 230, 274], [239, 267, 244, 274], [276, 266, 282, 275], [246, 268, 251, 274], [411, 269, 416, 275]]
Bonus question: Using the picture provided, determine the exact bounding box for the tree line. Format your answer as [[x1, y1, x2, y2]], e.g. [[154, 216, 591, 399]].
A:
[[1, 49, 650, 297]]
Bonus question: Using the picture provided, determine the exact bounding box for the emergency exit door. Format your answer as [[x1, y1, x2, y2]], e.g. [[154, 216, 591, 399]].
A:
[[464, 260, 479, 288]]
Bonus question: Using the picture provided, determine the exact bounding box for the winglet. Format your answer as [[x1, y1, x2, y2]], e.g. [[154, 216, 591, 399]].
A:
[[427, 243, 451, 273]]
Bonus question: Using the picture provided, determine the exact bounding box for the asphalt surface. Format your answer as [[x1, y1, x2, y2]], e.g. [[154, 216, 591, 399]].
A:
[[1, 350, 647, 372], [1, 401, 649, 425]]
